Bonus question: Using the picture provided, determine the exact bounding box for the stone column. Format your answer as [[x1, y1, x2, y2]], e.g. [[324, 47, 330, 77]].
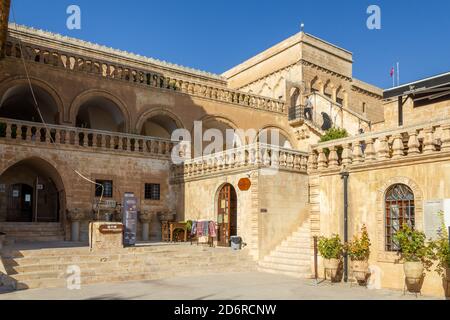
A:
[[67, 209, 86, 242], [139, 209, 154, 242]]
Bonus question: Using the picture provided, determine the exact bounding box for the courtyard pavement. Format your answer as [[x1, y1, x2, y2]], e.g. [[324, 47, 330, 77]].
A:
[[0, 272, 441, 300]]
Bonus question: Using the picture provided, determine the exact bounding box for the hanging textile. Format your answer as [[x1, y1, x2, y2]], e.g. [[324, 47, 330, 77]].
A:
[[208, 221, 217, 237]]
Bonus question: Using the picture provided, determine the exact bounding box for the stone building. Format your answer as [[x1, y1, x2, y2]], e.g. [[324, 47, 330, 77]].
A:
[[0, 8, 449, 297]]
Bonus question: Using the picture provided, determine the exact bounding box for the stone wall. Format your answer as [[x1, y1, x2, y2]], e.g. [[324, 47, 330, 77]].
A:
[[315, 159, 450, 297], [178, 168, 310, 260], [0, 141, 173, 242], [384, 98, 450, 130]]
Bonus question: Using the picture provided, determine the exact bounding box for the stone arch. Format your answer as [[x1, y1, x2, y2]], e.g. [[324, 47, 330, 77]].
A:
[[0, 77, 65, 124], [376, 176, 423, 262], [193, 114, 244, 149], [289, 87, 301, 108], [310, 76, 320, 93], [214, 182, 238, 247], [69, 89, 130, 132], [258, 83, 272, 97], [273, 77, 285, 99], [136, 107, 185, 138], [323, 80, 332, 99], [0, 156, 67, 223], [336, 85, 344, 104], [255, 125, 295, 149]]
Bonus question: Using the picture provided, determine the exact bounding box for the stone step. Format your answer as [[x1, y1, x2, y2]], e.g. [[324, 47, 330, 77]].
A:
[[258, 261, 310, 272], [6, 236, 65, 242], [279, 240, 311, 249], [257, 266, 311, 279], [3, 251, 253, 268], [290, 232, 311, 239], [263, 256, 311, 266], [11, 260, 257, 282], [276, 245, 311, 253], [14, 265, 258, 290], [269, 250, 310, 259], [3, 245, 238, 258], [7, 258, 256, 275]]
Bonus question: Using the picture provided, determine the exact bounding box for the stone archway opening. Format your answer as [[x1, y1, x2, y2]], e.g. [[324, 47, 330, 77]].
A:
[[0, 84, 60, 124], [196, 117, 243, 157], [76, 96, 126, 132], [140, 114, 179, 139], [257, 128, 293, 149], [0, 158, 65, 223]]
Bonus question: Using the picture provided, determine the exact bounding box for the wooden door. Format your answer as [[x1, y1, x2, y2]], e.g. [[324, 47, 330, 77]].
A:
[[7, 184, 33, 222], [217, 184, 237, 247]]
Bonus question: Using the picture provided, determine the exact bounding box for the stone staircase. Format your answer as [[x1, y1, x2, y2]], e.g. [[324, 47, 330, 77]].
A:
[[258, 221, 312, 279], [0, 243, 256, 290], [0, 223, 65, 243]]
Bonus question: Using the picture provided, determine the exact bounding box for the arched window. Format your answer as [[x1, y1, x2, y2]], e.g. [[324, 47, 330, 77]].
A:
[[385, 184, 415, 251]]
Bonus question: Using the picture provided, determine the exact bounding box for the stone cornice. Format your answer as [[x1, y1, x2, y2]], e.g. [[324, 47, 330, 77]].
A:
[[351, 83, 383, 100]]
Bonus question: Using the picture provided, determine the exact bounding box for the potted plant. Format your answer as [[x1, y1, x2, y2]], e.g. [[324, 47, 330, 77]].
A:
[[345, 225, 371, 283], [430, 211, 450, 296], [394, 224, 434, 287], [318, 234, 343, 282]]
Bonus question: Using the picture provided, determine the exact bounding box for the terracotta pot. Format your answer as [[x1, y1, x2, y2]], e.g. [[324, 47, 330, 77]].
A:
[[324, 258, 340, 281], [352, 260, 369, 282], [404, 261, 424, 280]]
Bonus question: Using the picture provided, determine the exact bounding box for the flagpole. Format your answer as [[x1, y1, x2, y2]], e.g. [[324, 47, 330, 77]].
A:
[[392, 65, 395, 88], [397, 62, 400, 86]]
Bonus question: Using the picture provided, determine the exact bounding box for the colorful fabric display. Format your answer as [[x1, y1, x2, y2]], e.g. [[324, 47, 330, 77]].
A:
[[209, 221, 217, 237]]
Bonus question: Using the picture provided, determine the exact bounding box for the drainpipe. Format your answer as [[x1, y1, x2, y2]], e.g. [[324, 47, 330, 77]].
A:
[[340, 170, 349, 282]]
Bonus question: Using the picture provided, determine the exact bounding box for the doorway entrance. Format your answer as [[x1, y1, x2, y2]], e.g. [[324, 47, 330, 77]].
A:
[[217, 184, 237, 247], [7, 184, 33, 222], [0, 158, 64, 223]]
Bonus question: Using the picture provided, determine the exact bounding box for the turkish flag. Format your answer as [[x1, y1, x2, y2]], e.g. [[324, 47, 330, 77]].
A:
[[390, 67, 394, 77]]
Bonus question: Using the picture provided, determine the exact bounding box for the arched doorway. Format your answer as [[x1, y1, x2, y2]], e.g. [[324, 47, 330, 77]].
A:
[[0, 158, 65, 223], [216, 184, 237, 247]]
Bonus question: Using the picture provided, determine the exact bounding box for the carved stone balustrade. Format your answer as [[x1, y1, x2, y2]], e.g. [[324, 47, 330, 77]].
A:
[[173, 143, 309, 181], [4, 37, 286, 115], [310, 119, 450, 172], [0, 117, 175, 159]]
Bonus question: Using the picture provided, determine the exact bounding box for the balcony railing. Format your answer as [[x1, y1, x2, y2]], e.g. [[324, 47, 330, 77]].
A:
[[173, 143, 309, 179], [0, 117, 175, 158], [308, 118, 450, 171], [4, 39, 286, 114]]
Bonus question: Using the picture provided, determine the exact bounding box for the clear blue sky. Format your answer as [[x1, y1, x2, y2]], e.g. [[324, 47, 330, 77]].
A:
[[9, 0, 450, 89]]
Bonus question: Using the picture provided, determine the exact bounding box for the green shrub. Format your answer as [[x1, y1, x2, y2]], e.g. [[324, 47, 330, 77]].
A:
[[319, 128, 349, 156], [345, 225, 371, 261], [318, 234, 343, 260], [430, 211, 450, 275], [394, 224, 434, 268], [319, 128, 349, 143]]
